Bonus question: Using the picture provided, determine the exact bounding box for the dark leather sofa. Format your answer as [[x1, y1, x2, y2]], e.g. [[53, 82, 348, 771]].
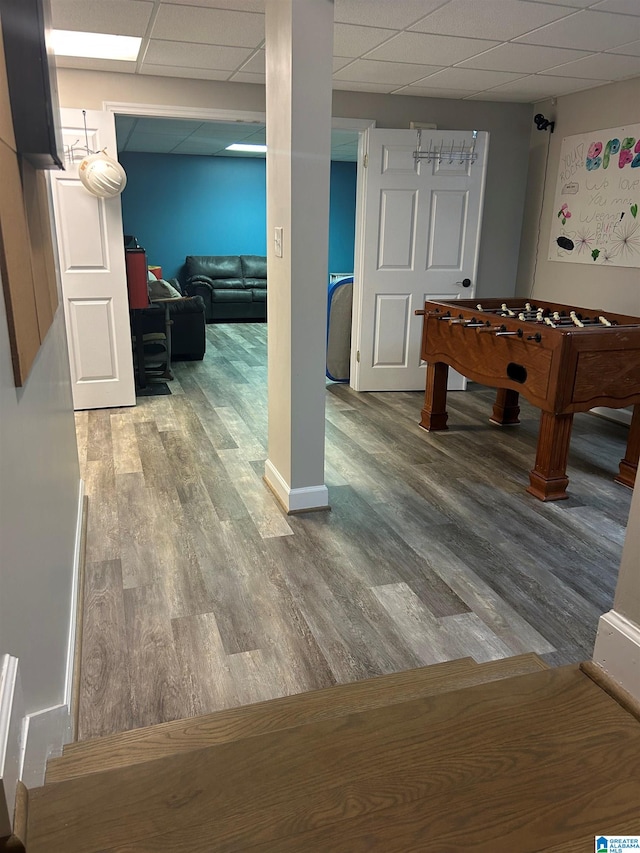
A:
[[183, 255, 267, 322]]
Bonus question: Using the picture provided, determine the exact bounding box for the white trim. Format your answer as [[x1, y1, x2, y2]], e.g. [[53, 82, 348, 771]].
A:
[[592, 610, 640, 701], [0, 656, 23, 837], [64, 479, 85, 710], [590, 407, 632, 427], [103, 101, 375, 134], [21, 704, 72, 790], [264, 459, 329, 513]]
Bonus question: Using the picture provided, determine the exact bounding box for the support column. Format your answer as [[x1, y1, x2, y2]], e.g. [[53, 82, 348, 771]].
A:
[[264, 0, 333, 513], [593, 481, 640, 700]]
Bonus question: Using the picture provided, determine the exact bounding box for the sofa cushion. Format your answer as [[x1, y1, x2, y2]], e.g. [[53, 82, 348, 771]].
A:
[[210, 289, 252, 303], [249, 288, 267, 302], [186, 255, 243, 280], [210, 278, 245, 290], [241, 255, 267, 280], [244, 278, 266, 290]]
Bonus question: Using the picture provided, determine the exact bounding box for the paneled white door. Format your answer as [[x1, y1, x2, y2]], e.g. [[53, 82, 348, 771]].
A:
[[49, 108, 135, 410], [352, 128, 489, 392]]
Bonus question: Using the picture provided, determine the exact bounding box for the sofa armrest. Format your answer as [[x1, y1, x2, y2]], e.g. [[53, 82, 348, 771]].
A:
[[167, 277, 184, 295], [167, 295, 205, 315]]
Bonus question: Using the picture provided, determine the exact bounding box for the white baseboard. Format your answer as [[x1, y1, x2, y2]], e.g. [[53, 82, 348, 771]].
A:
[[592, 610, 640, 701], [21, 703, 72, 790], [65, 479, 85, 713], [590, 407, 632, 426], [0, 655, 23, 837], [264, 459, 329, 513]]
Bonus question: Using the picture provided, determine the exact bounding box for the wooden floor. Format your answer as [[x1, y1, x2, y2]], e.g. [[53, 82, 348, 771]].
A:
[[28, 664, 640, 852], [75, 321, 632, 740]]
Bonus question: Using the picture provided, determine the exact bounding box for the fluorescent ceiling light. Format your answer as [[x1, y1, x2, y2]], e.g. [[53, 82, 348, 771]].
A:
[[225, 143, 267, 153], [50, 30, 142, 61]]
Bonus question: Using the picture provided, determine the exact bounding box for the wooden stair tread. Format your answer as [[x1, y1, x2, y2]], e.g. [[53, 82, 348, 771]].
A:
[[28, 664, 639, 853], [46, 653, 548, 784]]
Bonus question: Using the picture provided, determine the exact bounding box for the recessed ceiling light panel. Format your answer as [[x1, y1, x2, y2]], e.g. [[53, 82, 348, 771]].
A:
[[225, 143, 268, 153], [50, 30, 142, 62]]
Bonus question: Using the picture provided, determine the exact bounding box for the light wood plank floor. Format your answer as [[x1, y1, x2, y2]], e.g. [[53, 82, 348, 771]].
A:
[[76, 322, 632, 740]]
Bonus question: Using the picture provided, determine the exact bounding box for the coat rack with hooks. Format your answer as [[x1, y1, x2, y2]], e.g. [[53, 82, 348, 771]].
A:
[[413, 128, 478, 165]]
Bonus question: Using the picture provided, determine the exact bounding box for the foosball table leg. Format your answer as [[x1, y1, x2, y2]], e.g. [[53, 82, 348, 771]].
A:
[[490, 389, 521, 426], [615, 404, 639, 490], [420, 362, 449, 431], [527, 411, 574, 501]]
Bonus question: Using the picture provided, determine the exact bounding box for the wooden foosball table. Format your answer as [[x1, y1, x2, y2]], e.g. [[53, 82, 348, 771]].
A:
[[417, 298, 640, 501]]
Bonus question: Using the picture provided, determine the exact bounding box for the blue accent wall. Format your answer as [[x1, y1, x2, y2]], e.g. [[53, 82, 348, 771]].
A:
[[119, 152, 356, 281]]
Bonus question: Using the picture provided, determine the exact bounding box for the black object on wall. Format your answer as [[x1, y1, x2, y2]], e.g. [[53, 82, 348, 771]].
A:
[[0, 0, 64, 169]]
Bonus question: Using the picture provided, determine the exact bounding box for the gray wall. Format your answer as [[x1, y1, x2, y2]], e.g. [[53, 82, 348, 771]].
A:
[[0, 285, 80, 713], [57, 69, 533, 301], [517, 76, 640, 314]]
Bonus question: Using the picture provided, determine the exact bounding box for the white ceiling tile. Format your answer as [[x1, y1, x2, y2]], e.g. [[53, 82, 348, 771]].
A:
[[125, 132, 183, 153], [140, 64, 232, 80], [164, 0, 264, 10], [418, 67, 528, 89], [541, 51, 640, 77], [393, 85, 481, 98], [465, 90, 533, 101], [409, 0, 575, 41], [144, 40, 252, 70], [134, 118, 203, 135], [50, 0, 154, 37], [53, 55, 137, 73], [590, 0, 640, 14], [486, 73, 606, 97], [191, 122, 262, 138], [334, 0, 448, 29], [238, 50, 265, 74], [333, 57, 355, 72], [522, 0, 593, 6], [229, 71, 266, 84], [332, 80, 397, 93], [334, 59, 443, 85], [456, 43, 591, 72], [152, 5, 264, 47], [171, 139, 224, 154], [607, 38, 640, 55], [333, 24, 396, 58], [244, 127, 266, 142], [366, 32, 500, 65], [515, 9, 640, 50]]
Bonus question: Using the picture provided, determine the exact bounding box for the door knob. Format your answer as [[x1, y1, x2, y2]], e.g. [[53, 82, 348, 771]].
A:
[[461, 278, 471, 288]]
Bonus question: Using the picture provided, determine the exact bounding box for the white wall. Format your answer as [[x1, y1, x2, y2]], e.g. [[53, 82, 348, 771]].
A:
[[57, 69, 532, 301], [517, 76, 640, 313], [0, 286, 80, 717]]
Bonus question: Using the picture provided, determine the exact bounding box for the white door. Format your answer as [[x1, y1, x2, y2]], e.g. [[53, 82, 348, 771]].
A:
[[352, 128, 489, 392], [49, 108, 135, 410]]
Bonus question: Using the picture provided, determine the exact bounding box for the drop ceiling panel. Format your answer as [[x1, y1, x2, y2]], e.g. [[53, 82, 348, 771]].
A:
[[419, 67, 528, 89], [125, 132, 184, 152], [456, 43, 591, 73], [50, 0, 154, 37], [591, 0, 640, 14], [515, 9, 640, 50], [366, 32, 500, 65], [140, 65, 232, 81], [134, 118, 204, 135], [238, 50, 265, 73], [409, 0, 575, 41], [333, 24, 396, 58], [191, 122, 261, 139], [484, 73, 602, 98], [332, 80, 398, 93], [334, 59, 443, 85], [152, 5, 265, 47], [144, 40, 252, 70], [395, 86, 479, 98], [230, 71, 265, 84], [607, 39, 640, 56], [164, 0, 264, 9], [334, 0, 447, 29], [541, 51, 640, 78]]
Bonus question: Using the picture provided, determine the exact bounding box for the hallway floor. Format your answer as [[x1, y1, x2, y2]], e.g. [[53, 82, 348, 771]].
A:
[[75, 322, 632, 740]]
